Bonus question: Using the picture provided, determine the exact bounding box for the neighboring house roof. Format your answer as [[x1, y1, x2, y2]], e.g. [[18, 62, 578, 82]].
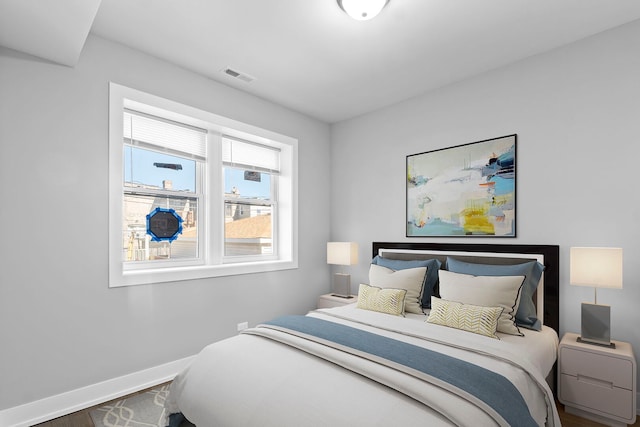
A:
[[225, 214, 271, 239], [181, 227, 197, 238]]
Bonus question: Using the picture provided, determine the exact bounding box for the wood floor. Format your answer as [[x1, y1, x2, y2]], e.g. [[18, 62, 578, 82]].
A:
[[31, 391, 640, 426], [555, 402, 640, 427]]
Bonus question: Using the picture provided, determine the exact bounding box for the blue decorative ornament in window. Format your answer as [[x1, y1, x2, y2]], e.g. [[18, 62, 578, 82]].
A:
[[146, 207, 183, 242]]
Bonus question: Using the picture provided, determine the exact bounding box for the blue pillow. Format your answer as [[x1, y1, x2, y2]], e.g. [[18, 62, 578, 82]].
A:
[[371, 256, 441, 308], [445, 257, 544, 331]]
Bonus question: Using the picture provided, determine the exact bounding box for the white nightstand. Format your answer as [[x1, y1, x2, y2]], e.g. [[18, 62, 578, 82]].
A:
[[317, 293, 358, 309], [558, 332, 637, 426]]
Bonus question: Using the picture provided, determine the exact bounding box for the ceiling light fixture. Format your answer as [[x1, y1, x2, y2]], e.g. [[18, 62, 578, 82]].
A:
[[337, 0, 389, 21]]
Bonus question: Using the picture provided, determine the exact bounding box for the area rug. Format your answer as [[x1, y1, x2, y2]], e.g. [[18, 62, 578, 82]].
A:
[[89, 384, 174, 427]]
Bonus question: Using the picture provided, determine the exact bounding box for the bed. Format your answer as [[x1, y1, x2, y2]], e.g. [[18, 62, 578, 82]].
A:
[[165, 242, 561, 426]]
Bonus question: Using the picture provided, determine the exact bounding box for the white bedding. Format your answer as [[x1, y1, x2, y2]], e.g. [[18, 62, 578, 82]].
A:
[[166, 303, 560, 426], [379, 305, 560, 378]]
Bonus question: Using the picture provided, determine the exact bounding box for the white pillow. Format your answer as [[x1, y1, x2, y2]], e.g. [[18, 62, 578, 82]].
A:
[[368, 264, 426, 314], [438, 270, 525, 335]]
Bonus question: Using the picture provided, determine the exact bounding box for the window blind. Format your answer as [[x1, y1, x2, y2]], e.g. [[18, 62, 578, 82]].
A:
[[222, 136, 280, 173], [124, 110, 207, 161]]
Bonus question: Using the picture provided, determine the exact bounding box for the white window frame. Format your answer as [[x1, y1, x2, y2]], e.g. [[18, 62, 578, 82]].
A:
[[109, 83, 298, 287]]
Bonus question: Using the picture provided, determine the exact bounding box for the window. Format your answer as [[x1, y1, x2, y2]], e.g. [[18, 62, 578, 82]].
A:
[[223, 137, 279, 257], [109, 83, 298, 287], [122, 111, 205, 267]]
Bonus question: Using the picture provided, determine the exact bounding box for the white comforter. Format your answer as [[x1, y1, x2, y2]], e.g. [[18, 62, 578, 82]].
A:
[[166, 304, 560, 426]]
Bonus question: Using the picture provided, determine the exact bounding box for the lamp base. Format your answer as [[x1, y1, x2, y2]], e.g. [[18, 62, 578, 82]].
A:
[[332, 273, 351, 298], [580, 302, 612, 347]]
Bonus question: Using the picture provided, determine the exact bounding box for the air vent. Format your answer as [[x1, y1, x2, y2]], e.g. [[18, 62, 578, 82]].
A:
[[222, 67, 255, 83]]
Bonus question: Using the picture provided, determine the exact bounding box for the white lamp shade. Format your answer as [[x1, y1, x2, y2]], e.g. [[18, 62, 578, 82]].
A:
[[337, 0, 389, 21], [570, 247, 623, 289], [327, 242, 358, 266]]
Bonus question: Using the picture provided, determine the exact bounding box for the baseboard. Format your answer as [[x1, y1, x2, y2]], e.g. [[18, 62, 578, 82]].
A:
[[0, 355, 195, 427]]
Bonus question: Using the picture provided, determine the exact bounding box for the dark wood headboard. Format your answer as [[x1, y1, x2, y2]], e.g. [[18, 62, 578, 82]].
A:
[[372, 242, 560, 334]]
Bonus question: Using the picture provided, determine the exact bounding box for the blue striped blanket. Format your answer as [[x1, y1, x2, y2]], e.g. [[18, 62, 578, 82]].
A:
[[251, 315, 538, 427]]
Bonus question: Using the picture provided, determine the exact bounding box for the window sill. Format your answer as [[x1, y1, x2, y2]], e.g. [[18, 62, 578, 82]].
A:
[[109, 259, 298, 288]]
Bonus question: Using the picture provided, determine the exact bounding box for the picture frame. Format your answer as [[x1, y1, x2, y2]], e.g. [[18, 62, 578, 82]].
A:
[[406, 134, 516, 237]]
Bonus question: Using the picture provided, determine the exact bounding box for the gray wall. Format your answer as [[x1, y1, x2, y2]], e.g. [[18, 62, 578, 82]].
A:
[[0, 35, 331, 410], [331, 19, 640, 389]]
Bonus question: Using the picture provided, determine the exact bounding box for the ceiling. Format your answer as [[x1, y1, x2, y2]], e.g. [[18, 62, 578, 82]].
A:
[[3, 0, 640, 123]]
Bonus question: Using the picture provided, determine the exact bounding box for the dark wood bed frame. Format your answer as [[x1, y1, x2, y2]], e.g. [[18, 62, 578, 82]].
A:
[[372, 242, 560, 335]]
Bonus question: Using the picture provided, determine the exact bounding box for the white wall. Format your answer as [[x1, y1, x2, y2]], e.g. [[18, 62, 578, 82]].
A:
[[0, 35, 332, 410], [331, 20, 640, 384]]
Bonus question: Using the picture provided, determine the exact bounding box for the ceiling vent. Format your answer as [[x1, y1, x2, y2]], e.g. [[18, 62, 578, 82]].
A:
[[222, 67, 255, 83]]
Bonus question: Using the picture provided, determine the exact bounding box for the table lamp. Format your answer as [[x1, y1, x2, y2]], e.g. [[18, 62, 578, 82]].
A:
[[327, 242, 358, 298], [570, 247, 623, 348]]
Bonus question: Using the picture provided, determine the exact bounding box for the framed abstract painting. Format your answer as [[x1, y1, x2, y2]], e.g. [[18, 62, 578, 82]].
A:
[[406, 134, 516, 237]]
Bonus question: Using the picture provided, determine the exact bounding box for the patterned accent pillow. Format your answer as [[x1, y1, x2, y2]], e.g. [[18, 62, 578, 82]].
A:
[[368, 264, 427, 314], [427, 297, 503, 339], [357, 284, 407, 316]]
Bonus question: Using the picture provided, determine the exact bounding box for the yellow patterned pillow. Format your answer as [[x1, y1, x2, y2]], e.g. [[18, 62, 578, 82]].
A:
[[357, 284, 407, 316], [426, 297, 503, 339]]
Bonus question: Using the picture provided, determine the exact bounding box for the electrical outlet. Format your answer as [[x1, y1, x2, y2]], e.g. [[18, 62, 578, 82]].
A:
[[237, 321, 249, 332]]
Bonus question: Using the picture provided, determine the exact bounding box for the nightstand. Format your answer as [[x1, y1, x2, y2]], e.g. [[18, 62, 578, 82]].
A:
[[317, 293, 358, 309], [558, 332, 637, 426]]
